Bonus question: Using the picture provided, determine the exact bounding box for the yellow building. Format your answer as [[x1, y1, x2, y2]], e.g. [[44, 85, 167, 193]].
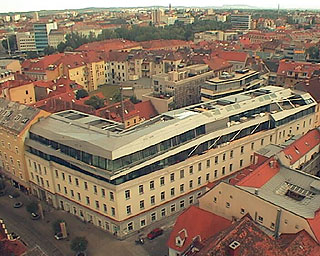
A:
[[0, 98, 50, 192], [0, 59, 22, 73], [0, 80, 36, 104]]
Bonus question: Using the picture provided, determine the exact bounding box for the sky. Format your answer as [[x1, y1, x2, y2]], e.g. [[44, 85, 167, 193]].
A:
[[1, 0, 320, 13]]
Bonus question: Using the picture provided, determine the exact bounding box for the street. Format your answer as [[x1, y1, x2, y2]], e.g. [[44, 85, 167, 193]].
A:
[[0, 185, 174, 256]]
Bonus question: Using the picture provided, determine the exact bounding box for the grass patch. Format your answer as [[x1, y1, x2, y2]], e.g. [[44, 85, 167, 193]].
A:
[[90, 85, 120, 102]]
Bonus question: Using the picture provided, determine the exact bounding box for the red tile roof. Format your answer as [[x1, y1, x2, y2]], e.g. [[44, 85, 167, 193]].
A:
[[134, 100, 158, 120], [22, 53, 64, 73], [236, 157, 280, 188], [307, 209, 320, 244], [277, 60, 320, 76], [167, 206, 231, 253], [212, 51, 249, 63], [140, 40, 192, 50], [203, 56, 232, 71], [295, 76, 320, 103], [282, 129, 320, 165], [76, 39, 140, 52]]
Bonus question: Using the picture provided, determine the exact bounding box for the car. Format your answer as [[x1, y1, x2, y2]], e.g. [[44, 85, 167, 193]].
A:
[[31, 212, 40, 220], [13, 202, 23, 208], [54, 232, 64, 240], [147, 228, 163, 240], [10, 232, 20, 240]]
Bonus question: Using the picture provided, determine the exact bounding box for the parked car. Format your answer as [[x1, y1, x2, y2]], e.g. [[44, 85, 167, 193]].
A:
[[147, 228, 163, 240], [13, 202, 23, 208], [54, 232, 64, 240], [31, 212, 40, 220]]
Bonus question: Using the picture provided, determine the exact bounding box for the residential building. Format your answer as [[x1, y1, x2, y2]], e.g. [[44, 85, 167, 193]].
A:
[[198, 156, 320, 245], [48, 29, 65, 48], [212, 51, 249, 71], [0, 98, 49, 192], [0, 80, 36, 104], [194, 31, 238, 43], [152, 64, 214, 108], [201, 69, 265, 101], [151, 9, 164, 24], [16, 32, 37, 52], [231, 14, 252, 30], [25, 86, 316, 238], [0, 59, 22, 73], [0, 70, 15, 84]]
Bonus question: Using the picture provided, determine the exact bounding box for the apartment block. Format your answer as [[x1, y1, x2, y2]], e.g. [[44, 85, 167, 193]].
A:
[[0, 98, 49, 192], [231, 14, 252, 30], [0, 59, 22, 73], [152, 64, 214, 108], [0, 80, 36, 104], [16, 32, 37, 52], [24, 86, 316, 238], [0, 70, 15, 84]]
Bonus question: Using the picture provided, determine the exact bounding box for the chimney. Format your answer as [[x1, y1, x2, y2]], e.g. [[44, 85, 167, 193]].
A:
[[254, 189, 259, 195], [229, 241, 240, 256]]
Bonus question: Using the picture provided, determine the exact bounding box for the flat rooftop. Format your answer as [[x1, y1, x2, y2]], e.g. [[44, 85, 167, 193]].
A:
[[207, 70, 259, 84]]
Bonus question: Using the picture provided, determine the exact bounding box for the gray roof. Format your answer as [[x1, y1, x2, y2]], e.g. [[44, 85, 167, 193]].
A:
[[0, 59, 18, 66], [0, 98, 40, 135], [29, 85, 317, 159], [240, 167, 320, 218], [256, 144, 283, 158]]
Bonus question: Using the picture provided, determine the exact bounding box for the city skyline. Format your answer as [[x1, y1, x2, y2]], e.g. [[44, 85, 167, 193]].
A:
[[1, 0, 320, 13]]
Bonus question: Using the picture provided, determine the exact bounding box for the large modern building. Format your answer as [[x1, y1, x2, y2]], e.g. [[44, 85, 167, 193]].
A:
[[25, 86, 316, 238], [33, 22, 58, 51], [231, 14, 252, 30]]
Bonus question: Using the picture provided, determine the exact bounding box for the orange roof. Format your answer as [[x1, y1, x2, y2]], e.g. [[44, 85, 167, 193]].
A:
[[140, 39, 192, 50], [307, 210, 320, 244], [203, 56, 232, 71], [22, 53, 64, 72], [167, 206, 231, 252], [212, 50, 248, 63], [282, 129, 320, 165], [76, 39, 140, 52], [277, 60, 320, 76], [236, 158, 280, 188], [135, 100, 158, 120]]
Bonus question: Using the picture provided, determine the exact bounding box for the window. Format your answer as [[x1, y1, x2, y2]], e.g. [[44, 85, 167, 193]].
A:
[[84, 181, 88, 190], [240, 208, 245, 214], [140, 200, 144, 210], [271, 222, 275, 229], [251, 142, 254, 150], [170, 173, 175, 182], [189, 196, 194, 204], [214, 170, 218, 178], [68, 175, 72, 184], [261, 139, 264, 146], [229, 164, 233, 172], [198, 162, 202, 171], [127, 222, 133, 231], [230, 150, 233, 158], [15, 147, 19, 154], [189, 180, 193, 189], [180, 200, 185, 209], [240, 159, 243, 168], [161, 208, 166, 217], [55, 169, 58, 178], [197, 177, 201, 185], [258, 216, 264, 223], [93, 185, 97, 194], [206, 173, 210, 181], [206, 159, 210, 168], [17, 160, 21, 169], [213, 197, 217, 203], [151, 195, 155, 205], [64, 187, 67, 195], [57, 184, 61, 192], [62, 172, 65, 180], [222, 153, 226, 161], [170, 187, 175, 197], [160, 177, 165, 186], [95, 200, 100, 209], [215, 156, 218, 164], [160, 191, 165, 201], [103, 204, 107, 213], [226, 202, 230, 208], [139, 185, 144, 195], [77, 192, 81, 201], [150, 180, 155, 190], [126, 205, 131, 215], [86, 196, 90, 205], [180, 169, 184, 179], [111, 207, 115, 216], [240, 146, 244, 154], [151, 212, 156, 222], [180, 184, 184, 193], [189, 166, 193, 174], [170, 204, 176, 212], [222, 167, 225, 175], [125, 190, 130, 200], [140, 219, 146, 227], [70, 189, 74, 197], [110, 192, 114, 201], [270, 135, 273, 142]]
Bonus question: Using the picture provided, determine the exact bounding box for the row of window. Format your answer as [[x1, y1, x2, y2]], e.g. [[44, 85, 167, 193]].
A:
[[0, 141, 19, 154]]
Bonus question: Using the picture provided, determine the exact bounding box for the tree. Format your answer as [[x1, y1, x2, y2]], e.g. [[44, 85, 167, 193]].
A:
[[76, 89, 89, 100], [84, 96, 105, 109], [57, 42, 66, 53], [26, 51, 39, 59], [44, 46, 57, 55], [306, 46, 320, 60], [130, 96, 141, 104], [70, 237, 88, 253], [52, 219, 65, 233], [26, 201, 39, 214]]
